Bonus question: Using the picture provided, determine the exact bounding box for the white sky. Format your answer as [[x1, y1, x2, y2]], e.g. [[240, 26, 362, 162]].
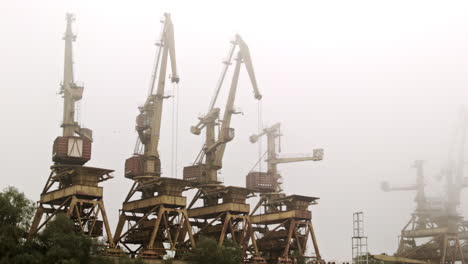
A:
[[1, 0, 468, 261]]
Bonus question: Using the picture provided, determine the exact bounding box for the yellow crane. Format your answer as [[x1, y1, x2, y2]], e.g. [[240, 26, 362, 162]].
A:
[[29, 14, 116, 252], [183, 35, 263, 262], [114, 14, 195, 259], [184, 34, 262, 184]]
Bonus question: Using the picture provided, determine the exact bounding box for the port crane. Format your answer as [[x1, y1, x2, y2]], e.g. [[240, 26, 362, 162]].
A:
[[113, 14, 195, 259], [28, 14, 116, 253], [247, 123, 324, 264], [183, 35, 263, 262]]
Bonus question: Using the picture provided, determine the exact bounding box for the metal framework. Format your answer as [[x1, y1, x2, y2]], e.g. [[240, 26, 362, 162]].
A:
[[28, 14, 117, 254], [383, 160, 467, 264], [246, 123, 324, 264], [113, 178, 195, 258], [249, 194, 322, 264], [352, 212, 368, 264], [29, 165, 116, 249], [187, 185, 261, 262], [183, 34, 263, 263]]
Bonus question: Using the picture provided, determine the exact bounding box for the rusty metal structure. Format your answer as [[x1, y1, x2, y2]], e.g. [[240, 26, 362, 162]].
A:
[[383, 160, 466, 264], [383, 115, 468, 264], [112, 13, 196, 259], [381, 110, 468, 264], [246, 123, 324, 264], [28, 14, 116, 252], [182, 34, 263, 263]]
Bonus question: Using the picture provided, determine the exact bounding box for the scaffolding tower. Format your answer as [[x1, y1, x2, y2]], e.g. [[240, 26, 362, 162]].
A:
[[352, 212, 369, 264]]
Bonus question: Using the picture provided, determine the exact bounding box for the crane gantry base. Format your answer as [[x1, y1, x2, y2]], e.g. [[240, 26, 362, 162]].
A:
[[113, 177, 195, 259], [249, 194, 323, 264], [28, 165, 116, 248], [395, 213, 467, 264], [187, 185, 263, 262]]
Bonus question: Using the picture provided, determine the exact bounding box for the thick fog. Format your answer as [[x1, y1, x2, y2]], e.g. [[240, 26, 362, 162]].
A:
[[1, 0, 468, 261]]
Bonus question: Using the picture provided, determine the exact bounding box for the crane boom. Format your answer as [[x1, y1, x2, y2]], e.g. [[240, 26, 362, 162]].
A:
[[249, 123, 323, 192], [127, 13, 179, 178], [214, 35, 262, 167], [381, 160, 427, 211], [188, 35, 261, 183], [269, 156, 323, 164]]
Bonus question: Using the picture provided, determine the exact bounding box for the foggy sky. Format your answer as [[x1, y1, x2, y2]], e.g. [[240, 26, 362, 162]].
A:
[[1, 0, 468, 261]]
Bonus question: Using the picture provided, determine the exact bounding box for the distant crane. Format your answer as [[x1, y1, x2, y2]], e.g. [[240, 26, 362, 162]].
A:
[[381, 160, 427, 215], [382, 155, 466, 263], [445, 108, 468, 215]]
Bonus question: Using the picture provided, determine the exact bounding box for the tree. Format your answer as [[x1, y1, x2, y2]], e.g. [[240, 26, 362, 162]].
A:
[[0, 186, 35, 263], [187, 236, 242, 264], [0, 186, 142, 264], [38, 214, 115, 264]]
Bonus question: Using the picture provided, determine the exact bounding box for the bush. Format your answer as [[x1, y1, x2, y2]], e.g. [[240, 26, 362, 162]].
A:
[[0, 186, 35, 263], [187, 236, 242, 264]]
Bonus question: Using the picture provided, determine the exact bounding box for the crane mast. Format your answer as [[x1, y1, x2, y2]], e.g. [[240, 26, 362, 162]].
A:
[[126, 13, 179, 178], [186, 34, 262, 184], [61, 13, 87, 138], [447, 108, 468, 214]]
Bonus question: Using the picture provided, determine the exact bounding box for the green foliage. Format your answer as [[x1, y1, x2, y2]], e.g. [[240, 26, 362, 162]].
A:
[[0, 186, 35, 263], [118, 256, 145, 264], [40, 214, 91, 263], [38, 214, 114, 264], [188, 236, 242, 264], [0, 186, 146, 263]]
